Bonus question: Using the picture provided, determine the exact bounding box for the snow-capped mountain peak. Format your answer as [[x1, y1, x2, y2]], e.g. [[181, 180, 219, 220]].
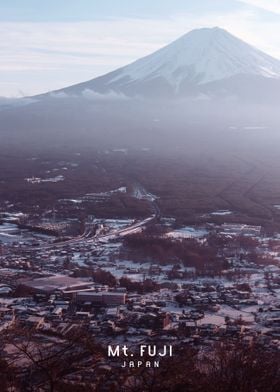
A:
[[111, 27, 280, 87], [50, 27, 280, 98]]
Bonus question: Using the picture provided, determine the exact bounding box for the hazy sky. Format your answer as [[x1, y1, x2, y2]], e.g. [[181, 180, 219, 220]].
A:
[[1, 0, 280, 96]]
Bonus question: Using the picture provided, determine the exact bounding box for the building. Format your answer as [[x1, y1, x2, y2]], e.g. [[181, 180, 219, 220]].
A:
[[20, 275, 92, 294], [76, 291, 126, 306], [220, 224, 261, 237]]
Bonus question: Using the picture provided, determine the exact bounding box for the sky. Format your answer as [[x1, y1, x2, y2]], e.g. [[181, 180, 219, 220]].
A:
[[1, 0, 280, 96]]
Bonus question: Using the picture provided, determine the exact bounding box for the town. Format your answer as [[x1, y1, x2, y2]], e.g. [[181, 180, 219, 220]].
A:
[[0, 182, 279, 389]]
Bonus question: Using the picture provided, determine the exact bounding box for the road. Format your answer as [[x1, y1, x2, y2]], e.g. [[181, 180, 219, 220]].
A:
[[32, 185, 160, 251]]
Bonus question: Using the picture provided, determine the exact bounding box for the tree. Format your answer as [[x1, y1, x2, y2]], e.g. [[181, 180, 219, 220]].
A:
[[198, 341, 280, 392], [2, 325, 104, 391], [92, 268, 117, 287]]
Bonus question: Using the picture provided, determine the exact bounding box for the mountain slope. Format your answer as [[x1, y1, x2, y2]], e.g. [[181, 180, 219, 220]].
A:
[[50, 27, 280, 98]]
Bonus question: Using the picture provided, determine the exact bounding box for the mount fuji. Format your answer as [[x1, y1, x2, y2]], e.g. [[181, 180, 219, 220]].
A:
[[2, 27, 280, 152], [48, 27, 280, 100]]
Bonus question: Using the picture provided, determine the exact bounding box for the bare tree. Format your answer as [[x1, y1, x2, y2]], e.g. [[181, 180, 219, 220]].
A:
[[2, 324, 104, 391]]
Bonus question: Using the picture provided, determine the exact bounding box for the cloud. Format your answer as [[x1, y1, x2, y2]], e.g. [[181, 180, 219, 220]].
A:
[[238, 0, 280, 15], [82, 89, 128, 101], [46, 89, 130, 101], [49, 91, 69, 99]]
